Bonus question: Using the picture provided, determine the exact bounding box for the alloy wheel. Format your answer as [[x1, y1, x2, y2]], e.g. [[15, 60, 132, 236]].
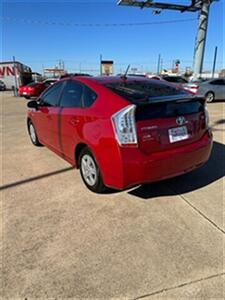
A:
[[81, 154, 97, 186], [206, 92, 214, 103], [29, 123, 36, 143]]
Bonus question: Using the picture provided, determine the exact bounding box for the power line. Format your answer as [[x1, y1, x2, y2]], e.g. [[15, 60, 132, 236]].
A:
[[1, 16, 197, 27]]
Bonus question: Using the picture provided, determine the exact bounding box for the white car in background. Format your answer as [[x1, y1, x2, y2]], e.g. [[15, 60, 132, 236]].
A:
[[43, 78, 59, 85]]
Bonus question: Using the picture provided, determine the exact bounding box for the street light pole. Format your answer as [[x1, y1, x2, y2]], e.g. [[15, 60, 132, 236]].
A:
[[100, 54, 102, 75], [212, 46, 218, 78], [118, 0, 215, 80], [157, 54, 161, 75], [193, 1, 210, 79], [12, 56, 18, 96]]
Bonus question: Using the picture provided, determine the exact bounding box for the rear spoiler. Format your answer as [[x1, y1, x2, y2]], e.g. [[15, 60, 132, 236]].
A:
[[135, 94, 206, 105]]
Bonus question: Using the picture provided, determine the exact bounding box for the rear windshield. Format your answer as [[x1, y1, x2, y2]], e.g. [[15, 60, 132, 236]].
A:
[[104, 81, 187, 103], [136, 100, 204, 121]]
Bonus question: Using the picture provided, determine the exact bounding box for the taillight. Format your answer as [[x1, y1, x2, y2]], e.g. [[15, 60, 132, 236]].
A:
[[192, 86, 199, 94], [112, 105, 137, 146], [184, 85, 199, 94]]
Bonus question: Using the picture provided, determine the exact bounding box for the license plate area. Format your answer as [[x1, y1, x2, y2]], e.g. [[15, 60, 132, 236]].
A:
[[168, 126, 188, 143]]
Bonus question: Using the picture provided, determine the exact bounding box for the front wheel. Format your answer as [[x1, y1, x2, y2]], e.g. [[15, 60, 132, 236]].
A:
[[79, 147, 108, 193], [205, 91, 215, 103]]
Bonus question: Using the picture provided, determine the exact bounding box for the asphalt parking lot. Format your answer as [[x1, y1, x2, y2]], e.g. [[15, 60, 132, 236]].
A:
[[1, 91, 224, 299]]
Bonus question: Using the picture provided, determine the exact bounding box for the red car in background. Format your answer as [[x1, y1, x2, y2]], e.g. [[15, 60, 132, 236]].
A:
[[27, 76, 212, 193], [19, 81, 50, 99]]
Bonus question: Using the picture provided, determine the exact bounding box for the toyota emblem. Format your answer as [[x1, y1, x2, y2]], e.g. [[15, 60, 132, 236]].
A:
[[176, 116, 186, 125]]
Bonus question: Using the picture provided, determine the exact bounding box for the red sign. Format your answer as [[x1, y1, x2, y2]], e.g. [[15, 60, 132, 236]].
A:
[[0, 66, 18, 77]]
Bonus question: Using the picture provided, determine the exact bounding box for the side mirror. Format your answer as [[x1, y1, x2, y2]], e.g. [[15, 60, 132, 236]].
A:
[[27, 100, 39, 110]]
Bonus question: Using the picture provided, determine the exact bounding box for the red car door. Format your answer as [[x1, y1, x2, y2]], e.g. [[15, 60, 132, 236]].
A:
[[34, 81, 65, 152], [58, 80, 84, 162]]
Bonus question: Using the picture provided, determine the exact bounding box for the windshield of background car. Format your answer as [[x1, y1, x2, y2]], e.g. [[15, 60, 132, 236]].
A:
[[26, 82, 40, 87], [104, 80, 188, 103], [163, 77, 188, 83], [45, 80, 58, 85]]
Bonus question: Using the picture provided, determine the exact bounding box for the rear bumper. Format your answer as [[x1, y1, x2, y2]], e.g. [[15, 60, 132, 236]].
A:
[[106, 130, 213, 189]]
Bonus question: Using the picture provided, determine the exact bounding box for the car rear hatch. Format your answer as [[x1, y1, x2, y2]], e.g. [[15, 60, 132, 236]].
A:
[[135, 95, 207, 154], [104, 79, 207, 154]]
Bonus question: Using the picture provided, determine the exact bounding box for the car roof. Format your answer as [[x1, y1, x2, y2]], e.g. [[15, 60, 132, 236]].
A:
[[62, 75, 185, 93], [73, 75, 164, 84]]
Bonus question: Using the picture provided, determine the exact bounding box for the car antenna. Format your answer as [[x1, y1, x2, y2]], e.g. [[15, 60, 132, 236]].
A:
[[121, 64, 130, 80]]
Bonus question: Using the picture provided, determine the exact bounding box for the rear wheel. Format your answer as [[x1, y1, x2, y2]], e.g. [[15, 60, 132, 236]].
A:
[[79, 147, 107, 193], [28, 120, 42, 146], [205, 91, 215, 103]]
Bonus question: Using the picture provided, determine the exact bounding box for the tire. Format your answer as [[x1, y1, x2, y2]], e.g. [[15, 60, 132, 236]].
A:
[[28, 120, 42, 146], [79, 147, 108, 193], [205, 91, 215, 103]]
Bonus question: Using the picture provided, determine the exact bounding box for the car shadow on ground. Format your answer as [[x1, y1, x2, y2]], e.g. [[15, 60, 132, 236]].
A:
[[211, 119, 225, 132], [1, 142, 224, 199], [212, 99, 225, 103], [129, 141, 225, 199]]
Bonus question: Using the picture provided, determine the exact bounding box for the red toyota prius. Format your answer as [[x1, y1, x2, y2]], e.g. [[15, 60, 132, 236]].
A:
[[27, 76, 212, 193]]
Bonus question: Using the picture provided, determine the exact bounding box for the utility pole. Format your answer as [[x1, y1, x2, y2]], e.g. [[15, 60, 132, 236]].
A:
[[160, 58, 163, 74], [157, 54, 161, 75], [100, 54, 103, 75], [172, 60, 175, 71], [12, 56, 18, 96], [193, 1, 211, 79], [212, 46, 217, 78], [59, 59, 62, 70]]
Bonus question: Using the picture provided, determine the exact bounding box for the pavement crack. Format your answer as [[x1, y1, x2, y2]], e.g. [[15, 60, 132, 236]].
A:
[[133, 272, 225, 300], [166, 184, 225, 235]]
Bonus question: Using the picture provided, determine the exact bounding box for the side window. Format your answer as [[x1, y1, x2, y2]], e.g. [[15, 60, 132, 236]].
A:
[[177, 77, 188, 83], [83, 86, 97, 107], [210, 80, 223, 85], [41, 82, 64, 107], [218, 79, 225, 85], [60, 80, 82, 108]]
